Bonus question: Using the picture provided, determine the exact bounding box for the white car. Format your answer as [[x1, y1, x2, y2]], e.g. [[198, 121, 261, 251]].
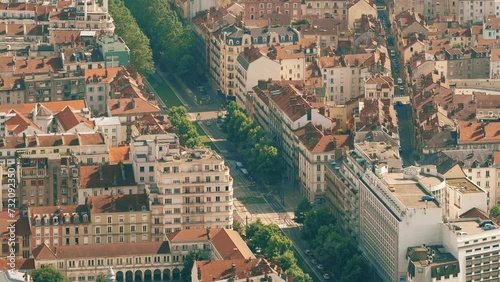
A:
[[317, 264, 324, 270], [323, 273, 331, 280]]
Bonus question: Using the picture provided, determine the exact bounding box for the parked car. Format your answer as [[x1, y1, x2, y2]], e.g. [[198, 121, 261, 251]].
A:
[[323, 273, 331, 280], [457, 231, 468, 236], [311, 259, 317, 265], [421, 195, 435, 201], [479, 220, 494, 227], [305, 250, 311, 256], [317, 264, 324, 270], [484, 224, 498, 231]]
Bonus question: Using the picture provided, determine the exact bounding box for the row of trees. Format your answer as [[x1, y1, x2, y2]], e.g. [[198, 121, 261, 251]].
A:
[[300, 208, 371, 282], [169, 106, 202, 148], [221, 102, 283, 184], [245, 220, 313, 282], [123, 0, 196, 77], [30, 266, 107, 282], [108, 0, 155, 74]]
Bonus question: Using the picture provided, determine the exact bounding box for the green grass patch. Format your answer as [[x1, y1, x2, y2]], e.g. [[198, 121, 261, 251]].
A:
[[237, 196, 267, 205], [194, 123, 218, 152], [146, 73, 183, 107]]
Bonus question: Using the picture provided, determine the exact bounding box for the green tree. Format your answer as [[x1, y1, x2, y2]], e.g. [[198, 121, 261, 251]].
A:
[[266, 233, 293, 259], [491, 204, 500, 218], [301, 208, 335, 241], [31, 266, 69, 282], [109, 0, 154, 74], [294, 199, 312, 223], [285, 266, 313, 282], [168, 106, 202, 148], [181, 249, 210, 281], [277, 250, 297, 271], [95, 273, 107, 282], [339, 254, 371, 282]]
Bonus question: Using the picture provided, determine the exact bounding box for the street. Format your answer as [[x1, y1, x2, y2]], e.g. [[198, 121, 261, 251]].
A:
[[153, 69, 326, 281]]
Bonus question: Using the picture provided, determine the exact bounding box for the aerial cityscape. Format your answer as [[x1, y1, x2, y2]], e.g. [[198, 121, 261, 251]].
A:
[[0, 0, 499, 281]]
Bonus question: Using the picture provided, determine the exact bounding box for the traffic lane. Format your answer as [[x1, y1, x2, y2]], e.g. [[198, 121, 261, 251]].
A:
[[263, 193, 286, 213]]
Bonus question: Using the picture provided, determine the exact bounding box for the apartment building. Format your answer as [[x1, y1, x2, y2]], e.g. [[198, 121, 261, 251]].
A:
[[91, 117, 122, 147], [0, 76, 24, 105], [32, 241, 179, 282], [324, 138, 447, 281], [364, 75, 395, 102], [260, 43, 305, 82], [48, 0, 114, 33], [96, 35, 130, 68], [435, 47, 490, 80], [17, 152, 80, 207], [209, 24, 299, 97], [251, 81, 333, 198], [302, 0, 348, 19], [107, 98, 161, 142], [490, 48, 500, 79], [77, 163, 138, 205], [475, 93, 500, 121], [347, 0, 377, 28], [86, 193, 151, 244], [319, 53, 375, 105], [23, 71, 86, 103], [0, 210, 31, 259], [295, 123, 347, 202], [29, 205, 91, 250], [238, 0, 302, 21], [150, 147, 233, 240], [458, 0, 498, 25], [130, 134, 179, 185], [458, 121, 500, 150], [442, 219, 500, 282], [235, 46, 280, 108], [84, 67, 120, 115]]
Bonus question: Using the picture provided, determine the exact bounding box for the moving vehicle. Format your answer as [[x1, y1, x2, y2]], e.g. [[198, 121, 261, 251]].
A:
[[389, 186, 396, 192]]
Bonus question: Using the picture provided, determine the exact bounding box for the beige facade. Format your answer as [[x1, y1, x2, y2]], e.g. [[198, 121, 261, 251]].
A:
[[151, 147, 233, 240], [48, 0, 114, 33], [302, 0, 348, 20]]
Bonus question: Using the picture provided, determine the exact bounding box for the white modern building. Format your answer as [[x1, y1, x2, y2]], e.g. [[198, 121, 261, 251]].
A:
[[92, 116, 123, 147]]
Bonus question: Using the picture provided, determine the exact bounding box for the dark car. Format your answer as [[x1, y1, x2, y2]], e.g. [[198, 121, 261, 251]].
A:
[[479, 220, 495, 227]]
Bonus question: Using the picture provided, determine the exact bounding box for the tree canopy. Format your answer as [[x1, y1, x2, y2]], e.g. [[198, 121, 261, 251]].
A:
[[168, 106, 202, 148], [491, 204, 500, 218], [301, 208, 371, 282], [181, 249, 210, 281], [123, 0, 197, 77], [31, 266, 69, 282], [221, 102, 283, 183], [109, 0, 154, 74], [245, 220, 312, 282]]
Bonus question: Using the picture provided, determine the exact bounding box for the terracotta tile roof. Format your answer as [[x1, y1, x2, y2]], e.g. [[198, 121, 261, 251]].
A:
[[460, 207, 489, 220], [133, 114, 172, 135], [55, 106, 94, 131], [318, 56, 339, 68], [0, 100, 86, 115], [459, 121, 500, 144], [365, 75, 394, 89], [51, 30, 81, 44], [87, 193, 149, 213], [78, 132, 105, 145], [5, 110, 42, 135], [29, 205, 87, 217], [485, 15, 500, 30], [109, 146, 130, 163], [196, 259, 272, 282], [0, 76, 23, 91], [494, 151, 500, 165], [13, 57, 62, 75], [108, 98, 160, 116], [167, 228, 254, 260], [0, 23, 44, 36], [343, 52, 374, 67], [33, 241, 171, 260], [79, 164, 136, 189], [490, 48, 500, 62], [294, 123, 349, 153], [84, 67, 121, 84], [475, 93, 500, 108], [0, 258, 34, 270]]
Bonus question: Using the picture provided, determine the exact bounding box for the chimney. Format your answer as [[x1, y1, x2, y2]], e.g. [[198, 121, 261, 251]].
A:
[[130, 99, 135, 109], [23, 24, 26, 35], [231, 263, 236, 278], [206, 227, 211, 240], [98, 163, 103, 180], [4, 21, 7, 35]]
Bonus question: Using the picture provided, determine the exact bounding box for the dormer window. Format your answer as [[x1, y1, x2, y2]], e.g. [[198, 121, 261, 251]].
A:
[[82, 214, 88, 223], [35, 218, 41, 226], [44, 217, 49, 225], [129, 206, 134, 212], [53, 217, 58, 225], [141, 205, 146, 211], [73, 214, 79, 223]]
